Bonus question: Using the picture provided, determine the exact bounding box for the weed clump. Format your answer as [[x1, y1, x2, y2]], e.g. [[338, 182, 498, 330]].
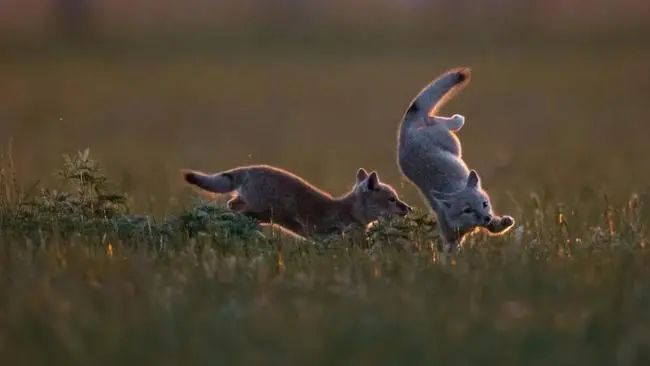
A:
[[367, 208, 438, 250], [177, 202, 261, 240], [0, 148, 262, 244], [1, 149, 128, 234]]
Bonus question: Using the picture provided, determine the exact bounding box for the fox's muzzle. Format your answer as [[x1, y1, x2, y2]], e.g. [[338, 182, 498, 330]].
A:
[[397, 201, 412, 215]]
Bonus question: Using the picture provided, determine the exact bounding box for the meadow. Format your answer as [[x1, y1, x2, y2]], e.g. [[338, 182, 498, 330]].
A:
[[1, 13, 650, 365]]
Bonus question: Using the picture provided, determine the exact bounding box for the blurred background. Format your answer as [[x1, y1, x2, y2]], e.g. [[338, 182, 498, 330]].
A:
[[1, 0, 649, 214]]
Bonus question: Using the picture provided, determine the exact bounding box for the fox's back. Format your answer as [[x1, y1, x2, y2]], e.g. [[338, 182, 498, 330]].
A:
[[398, 123, 468, 194], [236, 165, 333, 213]]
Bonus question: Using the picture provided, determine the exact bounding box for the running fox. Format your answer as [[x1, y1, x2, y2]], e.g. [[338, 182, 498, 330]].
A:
[[397, 68, 514, 250], [182, 165, 411, 237]]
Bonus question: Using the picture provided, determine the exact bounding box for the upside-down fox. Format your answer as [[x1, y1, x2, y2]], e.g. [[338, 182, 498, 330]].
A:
[[183, 165, 411, 237], [397, 68, 514, 250]]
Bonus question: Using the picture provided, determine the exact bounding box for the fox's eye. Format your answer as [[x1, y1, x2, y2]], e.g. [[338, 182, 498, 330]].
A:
[[388, 197, 396, 203], [462, 207, 472, 214], [482, 201, 488, 208]]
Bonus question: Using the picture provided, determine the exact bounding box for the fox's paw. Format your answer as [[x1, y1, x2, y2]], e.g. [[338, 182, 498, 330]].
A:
[[486, 215, 515, 235], [501, 215, 515, 229]]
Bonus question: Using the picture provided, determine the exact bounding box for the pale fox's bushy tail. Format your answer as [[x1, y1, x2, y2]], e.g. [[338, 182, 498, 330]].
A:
[[182, 170, 236, 193], [402, 67, 471, 129]]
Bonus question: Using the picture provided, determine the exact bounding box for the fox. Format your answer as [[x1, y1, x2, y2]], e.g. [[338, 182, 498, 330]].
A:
[[182, 165, 411, 237], [397, 67, 514, 250]]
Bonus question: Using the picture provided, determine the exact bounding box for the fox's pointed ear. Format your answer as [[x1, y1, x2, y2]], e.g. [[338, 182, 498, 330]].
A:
[[356, 168, 369, 183], [467, 170, 481, 189], [367, 172, 380, 191]]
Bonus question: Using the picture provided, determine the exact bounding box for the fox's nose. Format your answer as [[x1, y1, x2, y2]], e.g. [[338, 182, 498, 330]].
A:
[[397, 202, 411, 215], [483, 215, 492, 224]]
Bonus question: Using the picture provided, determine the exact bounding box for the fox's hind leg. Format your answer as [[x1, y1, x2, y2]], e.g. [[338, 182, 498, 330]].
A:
[[428, 114, 465, 131], [263, 213, 305, 236], [240, 210, 305, 236], [227, 196, 247, 212], [282, 218, 306, 236]]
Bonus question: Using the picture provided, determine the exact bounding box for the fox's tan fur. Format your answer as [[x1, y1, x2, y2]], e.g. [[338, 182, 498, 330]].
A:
[[183, 165, 410, 237], [397, 68, 514, 250]]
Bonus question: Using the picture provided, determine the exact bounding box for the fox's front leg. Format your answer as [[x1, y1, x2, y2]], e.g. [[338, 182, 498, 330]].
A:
[[281, 217, 307, 237], [484, 215, 515, 235]]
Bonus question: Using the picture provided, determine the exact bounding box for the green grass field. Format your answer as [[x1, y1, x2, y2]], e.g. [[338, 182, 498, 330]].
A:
[[1, 23, 650, 365]]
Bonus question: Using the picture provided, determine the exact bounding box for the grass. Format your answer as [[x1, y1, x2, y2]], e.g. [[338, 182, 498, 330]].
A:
[[0, 148, 648, 365]]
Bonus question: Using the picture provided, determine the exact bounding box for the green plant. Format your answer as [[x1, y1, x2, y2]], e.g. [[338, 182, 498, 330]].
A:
[[367, 208, 438, 251], [177, 201, 262, 240]]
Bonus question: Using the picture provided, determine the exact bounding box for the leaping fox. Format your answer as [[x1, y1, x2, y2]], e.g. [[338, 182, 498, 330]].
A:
[[397, 68, 514, 250]]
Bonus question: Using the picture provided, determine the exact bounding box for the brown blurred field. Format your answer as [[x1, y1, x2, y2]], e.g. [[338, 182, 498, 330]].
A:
[[2, 1, 650, 214]]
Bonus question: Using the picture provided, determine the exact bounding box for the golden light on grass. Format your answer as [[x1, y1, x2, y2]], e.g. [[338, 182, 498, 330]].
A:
[[56, 247, 67, 268], [276, 250, 285, 272], [607, 211, 616, 237], [106, 243, 113, 257], [372, 263, 381, 278]]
